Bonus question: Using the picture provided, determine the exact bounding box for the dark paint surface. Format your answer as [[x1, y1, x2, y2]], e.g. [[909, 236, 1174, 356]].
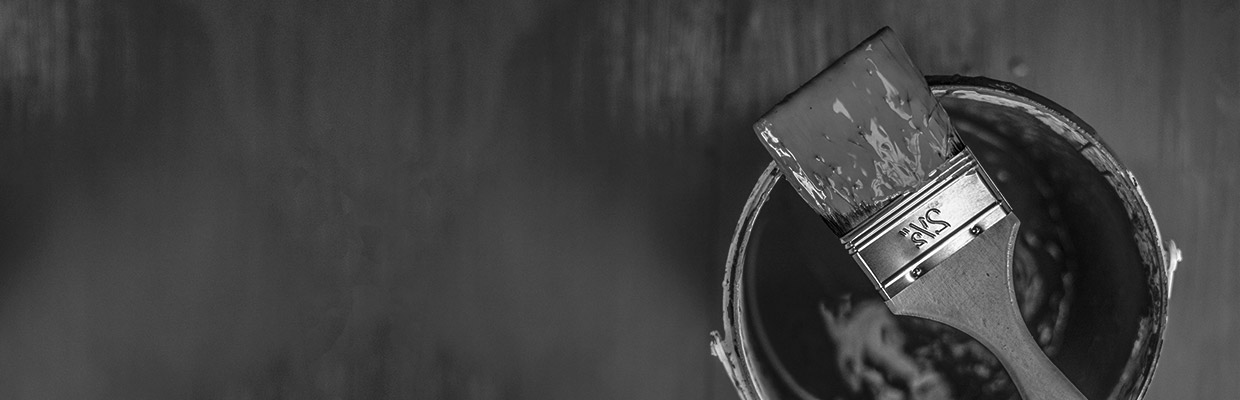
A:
[[745, 90, 1153, 399], [0, 0, 1234, 398]]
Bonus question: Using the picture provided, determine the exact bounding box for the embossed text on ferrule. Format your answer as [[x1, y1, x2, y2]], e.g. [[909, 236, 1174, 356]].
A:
[[853, 171, 997, 284], [897, 208, 952, 248]]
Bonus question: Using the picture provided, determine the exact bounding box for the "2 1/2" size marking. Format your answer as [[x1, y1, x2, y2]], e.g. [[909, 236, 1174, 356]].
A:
[[897, 208, 951, 248]]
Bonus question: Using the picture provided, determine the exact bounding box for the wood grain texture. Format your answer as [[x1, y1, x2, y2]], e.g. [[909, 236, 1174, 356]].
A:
[[0, 0, 1234, 398]]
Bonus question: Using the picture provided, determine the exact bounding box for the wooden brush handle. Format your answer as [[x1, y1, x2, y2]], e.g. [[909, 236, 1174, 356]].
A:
[[886, 215, 1086, 400]]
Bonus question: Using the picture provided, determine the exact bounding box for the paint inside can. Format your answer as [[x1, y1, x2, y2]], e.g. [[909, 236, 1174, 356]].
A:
[[713, 76, 1174, 400]]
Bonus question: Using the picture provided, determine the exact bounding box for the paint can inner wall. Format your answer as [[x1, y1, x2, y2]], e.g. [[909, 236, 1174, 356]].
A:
[[730, 78, 1161, 400]]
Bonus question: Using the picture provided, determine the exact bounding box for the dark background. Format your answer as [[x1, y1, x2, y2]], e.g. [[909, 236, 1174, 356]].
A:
[[0, 0, 1234, 398]]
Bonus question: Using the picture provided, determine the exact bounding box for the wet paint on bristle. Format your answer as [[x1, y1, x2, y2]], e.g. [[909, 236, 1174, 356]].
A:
[[753, 27, 964, 236]]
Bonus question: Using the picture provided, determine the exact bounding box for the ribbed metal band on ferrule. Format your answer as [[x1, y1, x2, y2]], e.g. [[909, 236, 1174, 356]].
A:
[[841, 150, 1012, 299]]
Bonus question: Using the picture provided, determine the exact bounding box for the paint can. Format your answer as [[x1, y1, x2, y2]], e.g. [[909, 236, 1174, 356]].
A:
[[712, 76, 1179, 400]]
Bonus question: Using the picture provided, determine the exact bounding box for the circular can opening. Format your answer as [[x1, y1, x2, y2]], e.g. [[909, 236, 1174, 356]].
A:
[[713, 76, 1173, 400]]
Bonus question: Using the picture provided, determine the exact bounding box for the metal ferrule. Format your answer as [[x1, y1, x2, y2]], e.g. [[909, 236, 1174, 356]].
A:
[[841, 149, 1011, 300]]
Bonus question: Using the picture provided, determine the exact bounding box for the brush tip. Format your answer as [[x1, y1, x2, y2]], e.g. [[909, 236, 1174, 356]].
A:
[[752, 27, 963, 236]]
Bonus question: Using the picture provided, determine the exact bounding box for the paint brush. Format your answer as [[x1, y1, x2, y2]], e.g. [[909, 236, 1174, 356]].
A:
[[752, 27, 1086, 400]]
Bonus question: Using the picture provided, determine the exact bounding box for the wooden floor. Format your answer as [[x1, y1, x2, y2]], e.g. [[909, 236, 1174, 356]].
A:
[[0, 0, 1235, 398]]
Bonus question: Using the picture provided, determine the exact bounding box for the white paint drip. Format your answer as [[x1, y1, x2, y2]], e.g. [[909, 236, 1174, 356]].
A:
[[833, 98, 853, 122]]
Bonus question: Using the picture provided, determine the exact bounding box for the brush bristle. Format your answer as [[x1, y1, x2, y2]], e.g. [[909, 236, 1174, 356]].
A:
[[753, 27, 964, 237]]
